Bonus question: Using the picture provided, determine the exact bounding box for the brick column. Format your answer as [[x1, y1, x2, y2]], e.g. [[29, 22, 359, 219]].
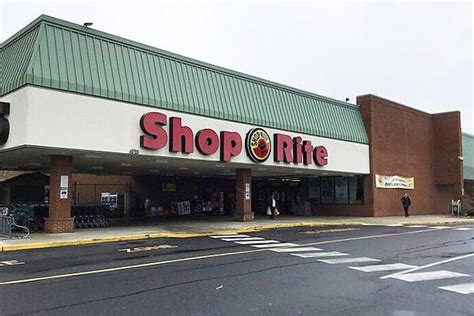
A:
[[234, 168, 254, 221], [45, 155, 74, 233]]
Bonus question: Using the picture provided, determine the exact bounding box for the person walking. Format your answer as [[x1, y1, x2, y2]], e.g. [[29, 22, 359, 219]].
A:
[[267, 192, 278, 219], [401, 193, 412, 217]]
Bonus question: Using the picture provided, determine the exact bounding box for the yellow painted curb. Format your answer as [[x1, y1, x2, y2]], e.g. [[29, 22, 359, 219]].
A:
[[1, 221, 363, 252], [402, 219, 474, 226], [1, 219, 472, 251]]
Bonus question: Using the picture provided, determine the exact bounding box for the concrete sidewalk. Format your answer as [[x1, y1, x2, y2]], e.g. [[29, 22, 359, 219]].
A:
[[1, 215, 474, 251]]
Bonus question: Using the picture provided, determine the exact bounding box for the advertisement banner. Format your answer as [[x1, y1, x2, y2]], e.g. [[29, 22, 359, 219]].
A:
[[375, 175, 414, 189]]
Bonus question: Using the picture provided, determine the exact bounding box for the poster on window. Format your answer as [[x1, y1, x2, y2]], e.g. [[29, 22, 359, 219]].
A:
[[335, 178, 348, 199], [177, 201, 191, 215], [308, 178, 320, 199], [321, 178, 334, 203]]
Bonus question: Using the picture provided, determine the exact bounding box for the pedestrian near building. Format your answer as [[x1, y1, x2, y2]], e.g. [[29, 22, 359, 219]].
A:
[[401, 193, 412, 217], [267, 192, 279, 219]]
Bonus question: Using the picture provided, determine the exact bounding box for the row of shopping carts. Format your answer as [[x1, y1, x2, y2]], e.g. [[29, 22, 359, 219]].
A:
[[72, 205, 108, 229]]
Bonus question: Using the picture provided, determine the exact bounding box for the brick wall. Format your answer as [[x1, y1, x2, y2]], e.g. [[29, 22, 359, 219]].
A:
[[72, 174, 132, 204], [356, 95, 462, 216], [235, 169, 254, 221], [45, 155, 74, 233]]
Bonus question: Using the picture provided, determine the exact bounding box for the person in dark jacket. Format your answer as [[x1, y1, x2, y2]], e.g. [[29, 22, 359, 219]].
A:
[[401, 193, 412, 217], [268, 192, 278, 219]]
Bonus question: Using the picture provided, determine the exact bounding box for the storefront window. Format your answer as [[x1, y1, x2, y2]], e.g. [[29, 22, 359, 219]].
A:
[[334, 177, 349, 204], [349, 176, 364, 205], [321, 177, 335, 204], [308, 178, 321, 203], [309, 175, 364, 205]]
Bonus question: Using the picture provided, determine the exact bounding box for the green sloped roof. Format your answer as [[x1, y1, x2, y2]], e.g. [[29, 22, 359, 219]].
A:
[[463, 132, 474, 180], [1, 15, 369, 144]]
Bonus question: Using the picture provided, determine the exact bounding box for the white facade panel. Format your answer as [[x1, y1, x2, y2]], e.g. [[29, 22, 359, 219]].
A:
[[0, 87, 370, 174]]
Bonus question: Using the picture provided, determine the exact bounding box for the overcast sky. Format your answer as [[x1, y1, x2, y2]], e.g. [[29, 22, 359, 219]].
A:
[[1, 0, 473, 133]]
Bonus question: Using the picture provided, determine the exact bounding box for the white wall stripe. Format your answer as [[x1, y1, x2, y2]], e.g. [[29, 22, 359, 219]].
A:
[[251, 243, 298, 248], [291, 252, 349, 258], [221, 237, 264, 241], [391, 270, 469, 282], [271, 247, 323, 253], [234, 240, 280, 245], [439, 283, 474, 294], [210, 235, 249, 238], [349, 263, 417, 272], [318, 257, 381, 264]]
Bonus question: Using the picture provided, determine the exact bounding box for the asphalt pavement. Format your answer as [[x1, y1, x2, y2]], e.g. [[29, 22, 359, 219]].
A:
[[0, 224, 473, 315]]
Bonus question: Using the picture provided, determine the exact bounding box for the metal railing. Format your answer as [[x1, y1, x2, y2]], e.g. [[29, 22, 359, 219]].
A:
[[0, 215, 13, 238], [0, 206, 30, 239], [451, 200, 462, 217]]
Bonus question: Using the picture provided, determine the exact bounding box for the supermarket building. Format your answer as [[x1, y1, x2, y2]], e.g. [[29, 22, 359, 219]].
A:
[[1, 15, 473, 233]]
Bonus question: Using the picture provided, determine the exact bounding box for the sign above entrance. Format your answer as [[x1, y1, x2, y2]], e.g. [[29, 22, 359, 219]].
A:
[[140, 112, 328, 167], [246, 128, 271, 162]]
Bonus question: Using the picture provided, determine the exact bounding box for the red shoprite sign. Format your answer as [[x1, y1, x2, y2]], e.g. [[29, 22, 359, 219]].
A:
[[140, 112, 328, 166]]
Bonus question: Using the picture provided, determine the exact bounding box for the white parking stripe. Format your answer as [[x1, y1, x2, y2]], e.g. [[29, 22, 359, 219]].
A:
[[405, 225, 427, 228], [349, 263, 417, 272], [386, 224, 403, 227], [251, 243, 299, 248], [391, 270, 469, 282], [318, 257, 381, 264], [210, 235, 249, 238], [431, 226, 451, 229], [221, 237, 264, 241], [291, 252, 349, 258], [439, 282, 474, 294], [234, 240, 280, 245], [453, 228, 473, 231], [271, 247, 323, 253]]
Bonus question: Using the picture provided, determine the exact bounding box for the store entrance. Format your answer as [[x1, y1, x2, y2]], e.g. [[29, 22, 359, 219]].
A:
[[131, 175, 236, 220], [253, 178, 311, 216]]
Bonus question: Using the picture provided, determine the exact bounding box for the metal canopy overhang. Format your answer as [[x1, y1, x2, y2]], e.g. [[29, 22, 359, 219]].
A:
[[1, 15, 369, 145], [0, 146, 362, 178]]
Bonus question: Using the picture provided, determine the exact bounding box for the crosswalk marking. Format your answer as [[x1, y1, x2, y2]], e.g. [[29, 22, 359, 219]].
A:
[[270, 247, 323, 253], [210, 234, 249, 239], [390, 270, 469, 282], [234, 240, 280, 245], [251, 243, 298, 248], [318, 257, 381, 264], [221, 237, 264, 241], [439, 282, 474, 294], [349, 263, 417, 272], [291, 252, 349, 258], [453, 227, 472, 231]]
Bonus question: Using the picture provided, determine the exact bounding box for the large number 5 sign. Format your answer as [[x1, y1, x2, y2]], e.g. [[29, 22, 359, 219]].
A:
[[0, 102, 10, 145]]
